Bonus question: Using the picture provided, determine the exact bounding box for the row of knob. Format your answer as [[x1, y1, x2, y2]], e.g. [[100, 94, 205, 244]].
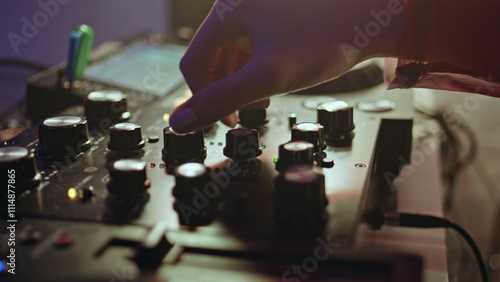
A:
[[1, 113, 347, 194], [2, 85, 354, 193]]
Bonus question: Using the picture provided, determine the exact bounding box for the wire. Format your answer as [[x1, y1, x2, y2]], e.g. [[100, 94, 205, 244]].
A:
[[0, 58, 48, 72], [383, 212, 489, 282]]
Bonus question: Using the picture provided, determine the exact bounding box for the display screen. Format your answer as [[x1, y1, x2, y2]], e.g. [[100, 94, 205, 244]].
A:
[[85, 42, 186, 96]]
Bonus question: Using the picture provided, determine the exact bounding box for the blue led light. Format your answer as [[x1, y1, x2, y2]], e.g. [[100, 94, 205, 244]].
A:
[[0, 260, 5, 274]]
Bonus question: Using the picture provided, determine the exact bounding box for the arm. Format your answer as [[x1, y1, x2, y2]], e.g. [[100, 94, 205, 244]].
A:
[[388, 0, 500, 95]]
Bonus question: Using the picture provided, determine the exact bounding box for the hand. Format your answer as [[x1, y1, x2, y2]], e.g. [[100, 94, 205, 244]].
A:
[[169, 0, 404, 133]]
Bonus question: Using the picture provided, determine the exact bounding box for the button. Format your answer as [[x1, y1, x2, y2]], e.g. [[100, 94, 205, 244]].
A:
[[173, 163, 216, 226], [85, 90, 130, 129], [302, 97, 336, 110], [238, 107, 268, 128], [162, 127, 206, 166], [291, 122, 326, 152], [173, 163, 211, 200], [78, 186, 94, 201], [223, 128, 262, 160], [275, 141, 314, 172], [317, 100, 355, 147], [358, 100, 395, 112], [148, 135, 160, 143], [108, 122, 145, 152], [0, 147, 41, 196], [38, 116, 92, 158], [107, 159, 150, 195], [288, 113, 297, 129], [274, 165, 328, 234]]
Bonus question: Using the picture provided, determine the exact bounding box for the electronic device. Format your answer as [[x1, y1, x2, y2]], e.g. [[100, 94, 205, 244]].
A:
[[0, 32, 419, 281]]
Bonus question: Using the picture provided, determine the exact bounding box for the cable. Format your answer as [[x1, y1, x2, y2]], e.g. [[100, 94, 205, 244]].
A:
[[384, 212, 489, 282], [0, 58, 48, 72]]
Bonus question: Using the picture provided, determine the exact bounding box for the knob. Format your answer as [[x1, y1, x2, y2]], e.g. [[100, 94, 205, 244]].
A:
[[108, 123, 145, 152], [223, 128, 262, 160], [291, 122, 326, 152], [275, 141, 314, 172], [173, 163, 211, 200], [107, 159, 150, 195], [274, 165, 328, 233], [173, 162, 216, 226], [238, 107, 268, 128], [162, 127, 206, 165], [317, 100, 355, 147], [0, 147, 41, 196], [38, 116, 91, 158], [85, 90, 131, 129]]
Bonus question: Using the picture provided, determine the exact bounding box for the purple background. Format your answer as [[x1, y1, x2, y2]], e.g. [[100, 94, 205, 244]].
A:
[[0, 0, 169, 119]]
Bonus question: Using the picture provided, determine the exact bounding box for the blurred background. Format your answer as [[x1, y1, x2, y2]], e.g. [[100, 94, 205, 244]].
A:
[[1, 1, 500, 281]]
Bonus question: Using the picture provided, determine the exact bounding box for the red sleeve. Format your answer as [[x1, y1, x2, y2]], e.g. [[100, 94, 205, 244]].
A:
[[388, 0, 500, 96]]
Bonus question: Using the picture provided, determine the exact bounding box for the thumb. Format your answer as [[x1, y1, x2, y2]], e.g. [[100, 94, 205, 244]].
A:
[[169, 53, 286, 133]]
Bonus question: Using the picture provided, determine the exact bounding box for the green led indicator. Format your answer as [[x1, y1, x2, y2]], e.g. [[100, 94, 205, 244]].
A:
[[273, 157, 279, 163], [218, 142, 223, 146], [209, 141, 214, 146]]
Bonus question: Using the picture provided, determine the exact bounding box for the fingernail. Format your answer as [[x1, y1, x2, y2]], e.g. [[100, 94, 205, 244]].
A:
[[228, 113, 238, 128], [169, 107, 198, 132], [222, 113, 238, 128]]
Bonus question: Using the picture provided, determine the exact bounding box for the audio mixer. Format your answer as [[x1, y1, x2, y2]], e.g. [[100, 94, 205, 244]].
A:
[[0, 34, 419, 281]]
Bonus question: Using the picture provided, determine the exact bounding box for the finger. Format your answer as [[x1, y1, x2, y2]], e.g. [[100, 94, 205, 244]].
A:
[[219, 98, 270, 128], [220, 112, 238, 128], [169, 51, 285, 133], [210, 46, 237, 76], [245, 98, 271, 109], [229, 51, 251, 74], [180, 17, 224, 93]]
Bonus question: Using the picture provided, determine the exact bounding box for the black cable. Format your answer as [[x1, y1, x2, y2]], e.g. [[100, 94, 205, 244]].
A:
[[384, 212, 489, 282], [0, 58, 48, 72]]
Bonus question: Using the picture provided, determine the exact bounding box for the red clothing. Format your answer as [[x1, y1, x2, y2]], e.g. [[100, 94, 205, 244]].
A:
[[387, 0, 500, 96]]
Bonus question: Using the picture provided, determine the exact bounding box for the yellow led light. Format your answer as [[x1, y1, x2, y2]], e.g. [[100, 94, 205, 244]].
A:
[[162, 113, 170, 122], [67, 188, 77, 199]]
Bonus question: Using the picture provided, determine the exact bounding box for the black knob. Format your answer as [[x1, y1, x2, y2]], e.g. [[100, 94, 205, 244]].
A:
[[317, 100, 355, 147], [173, 162, 216, 226], [274, 165, 328, 233], [85, 90, 130, 129], [107, 159, 150, 195], [238, 107, 268, 128], [38, 116, 91, 158], [108, 123, 145, 152], [162, 127, 206, 165], [0, 146, 41, 196], [223, 128, 262, 160], [291, 122, 326, 152], [173, 162, 211, 200], [275, 142, 314, 172]]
